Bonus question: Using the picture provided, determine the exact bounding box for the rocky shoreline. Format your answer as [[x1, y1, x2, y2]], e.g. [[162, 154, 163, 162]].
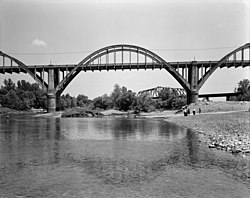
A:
[[166, 110, 250, 157]]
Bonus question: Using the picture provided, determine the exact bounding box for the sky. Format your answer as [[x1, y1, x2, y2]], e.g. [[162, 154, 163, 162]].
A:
[[0, 0, 249, 99]]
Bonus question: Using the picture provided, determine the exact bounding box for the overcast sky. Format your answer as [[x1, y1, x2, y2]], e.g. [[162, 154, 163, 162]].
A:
[[0, 0, 249, 99]]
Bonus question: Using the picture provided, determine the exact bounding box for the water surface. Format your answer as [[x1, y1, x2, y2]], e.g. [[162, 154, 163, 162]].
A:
[[0, 115, 249, 197]]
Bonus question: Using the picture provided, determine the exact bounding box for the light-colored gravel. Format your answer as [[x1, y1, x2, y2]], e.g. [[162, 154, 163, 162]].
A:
[[165, 101, 250, 155]]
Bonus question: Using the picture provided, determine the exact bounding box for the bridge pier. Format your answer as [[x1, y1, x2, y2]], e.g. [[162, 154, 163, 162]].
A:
[[47, 65, 59, 113], [187, 90, 199, 104], [187, 62, 199, 104], [47, 92, 56, 113]]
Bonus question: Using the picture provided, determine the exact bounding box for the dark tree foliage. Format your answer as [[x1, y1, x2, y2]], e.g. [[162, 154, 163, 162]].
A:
[[92, 95, 111, 110], [58, 93, 91, 110], [0, 79, 195, 112], [110, 84, 122, 109], [133, 93, 155, 112], [117, 87, 136, 111], [157, 88, 186, 110], [3, 78, 16, 92], [57, 84, 187, 112], [57, 97, 67, 110], [234, 79, 250, 101], [0, 78, 47, 110], [77, 94, 91, 107]]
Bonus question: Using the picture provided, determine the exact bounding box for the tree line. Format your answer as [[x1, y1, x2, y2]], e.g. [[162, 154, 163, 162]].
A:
[[57, 83, 187, 112], [0, 79, 47, 110], [0, 78, 249, 112], [229, 79, 250, 101]]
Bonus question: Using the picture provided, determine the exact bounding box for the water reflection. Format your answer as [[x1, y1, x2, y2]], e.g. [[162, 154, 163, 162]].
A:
[[45, 118, 62, 140], [186, 129, 199, 164], [0, 116, 191, 172], [0, 116, 62, 167], [60, 117, 188, 142], [0, 115, 249, 197]]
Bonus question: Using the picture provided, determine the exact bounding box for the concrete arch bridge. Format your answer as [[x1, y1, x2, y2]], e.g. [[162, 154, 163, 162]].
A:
[[0, 43, 249, 112]]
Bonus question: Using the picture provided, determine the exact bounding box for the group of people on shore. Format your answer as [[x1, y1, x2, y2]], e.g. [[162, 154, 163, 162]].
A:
[[183, 107, 201, 116]]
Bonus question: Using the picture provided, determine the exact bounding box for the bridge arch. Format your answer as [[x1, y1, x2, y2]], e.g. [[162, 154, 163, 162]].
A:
[[56, 44, 189, 96], [0, 51, 46, 89], [198, 43, 250, 90]]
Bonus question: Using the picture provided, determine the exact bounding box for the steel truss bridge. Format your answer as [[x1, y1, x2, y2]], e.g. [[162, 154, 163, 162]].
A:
[[0, 43, 250, 112], [138, 86, 186, 99], [138, 86, 242, 101]]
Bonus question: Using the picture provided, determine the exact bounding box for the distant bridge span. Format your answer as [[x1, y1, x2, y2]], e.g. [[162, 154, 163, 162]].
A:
[[1, 43, 250, 112], [138, 86, 186, 99], [198, 92, 242, 101], [138, 86, 242, 101]]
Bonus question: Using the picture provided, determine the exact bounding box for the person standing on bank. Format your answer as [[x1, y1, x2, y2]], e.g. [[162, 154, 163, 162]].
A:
[[193, 108, 196, 115], [184, 109, 187, 116], [199, 108, 201, 114]]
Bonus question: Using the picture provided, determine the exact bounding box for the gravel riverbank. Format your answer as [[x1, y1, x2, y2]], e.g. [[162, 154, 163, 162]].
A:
[[166, 110, 250, 156]]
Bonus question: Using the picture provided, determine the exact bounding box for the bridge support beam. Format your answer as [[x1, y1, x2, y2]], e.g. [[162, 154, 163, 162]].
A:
[[47, 66, 58, 113], [187, 62, 199, 104]]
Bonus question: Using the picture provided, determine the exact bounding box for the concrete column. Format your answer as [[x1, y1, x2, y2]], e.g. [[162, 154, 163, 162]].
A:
[[56, 94, 61, 111], [187, 90, 199, 104], [187, 62, 199, 104], [47, 66, 56, 113], [47, 92, 56, 113]]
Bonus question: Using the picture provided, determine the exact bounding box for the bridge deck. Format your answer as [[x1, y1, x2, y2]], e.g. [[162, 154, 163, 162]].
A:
[[0, 60, 249, 74]]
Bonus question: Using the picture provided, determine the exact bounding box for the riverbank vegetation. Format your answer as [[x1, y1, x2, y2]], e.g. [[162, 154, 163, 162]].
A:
[[57, 83, 187, 113], [0, 78, 249, 115], [0, 78, 47, 110], [0, 78, 187, 113]]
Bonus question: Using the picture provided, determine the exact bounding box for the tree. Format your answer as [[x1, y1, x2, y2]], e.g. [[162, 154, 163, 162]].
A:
[[77, 94, 90, 107], [234, 79, 250, 101], [134, 93, 155, 112], [63, 94, 72, 108], [118, 88, 136, 111], [71, 97, 77, 108], [58, 97, 66, 110], [158, 88, 186, 109], [158, 88, 172, 101], [110, 84, 121, 109], [3, 78, 16, 92], [0, 78, 47, 110], [33, 89, 47, 109], [16, 90, 36, 109], [4, 90, 21, 109], [92, 94, 111, 110], [17, 80, 31, 91]]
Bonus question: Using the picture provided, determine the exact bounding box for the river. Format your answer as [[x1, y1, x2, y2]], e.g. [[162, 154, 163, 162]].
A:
[[0, 115, 249, 197]]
